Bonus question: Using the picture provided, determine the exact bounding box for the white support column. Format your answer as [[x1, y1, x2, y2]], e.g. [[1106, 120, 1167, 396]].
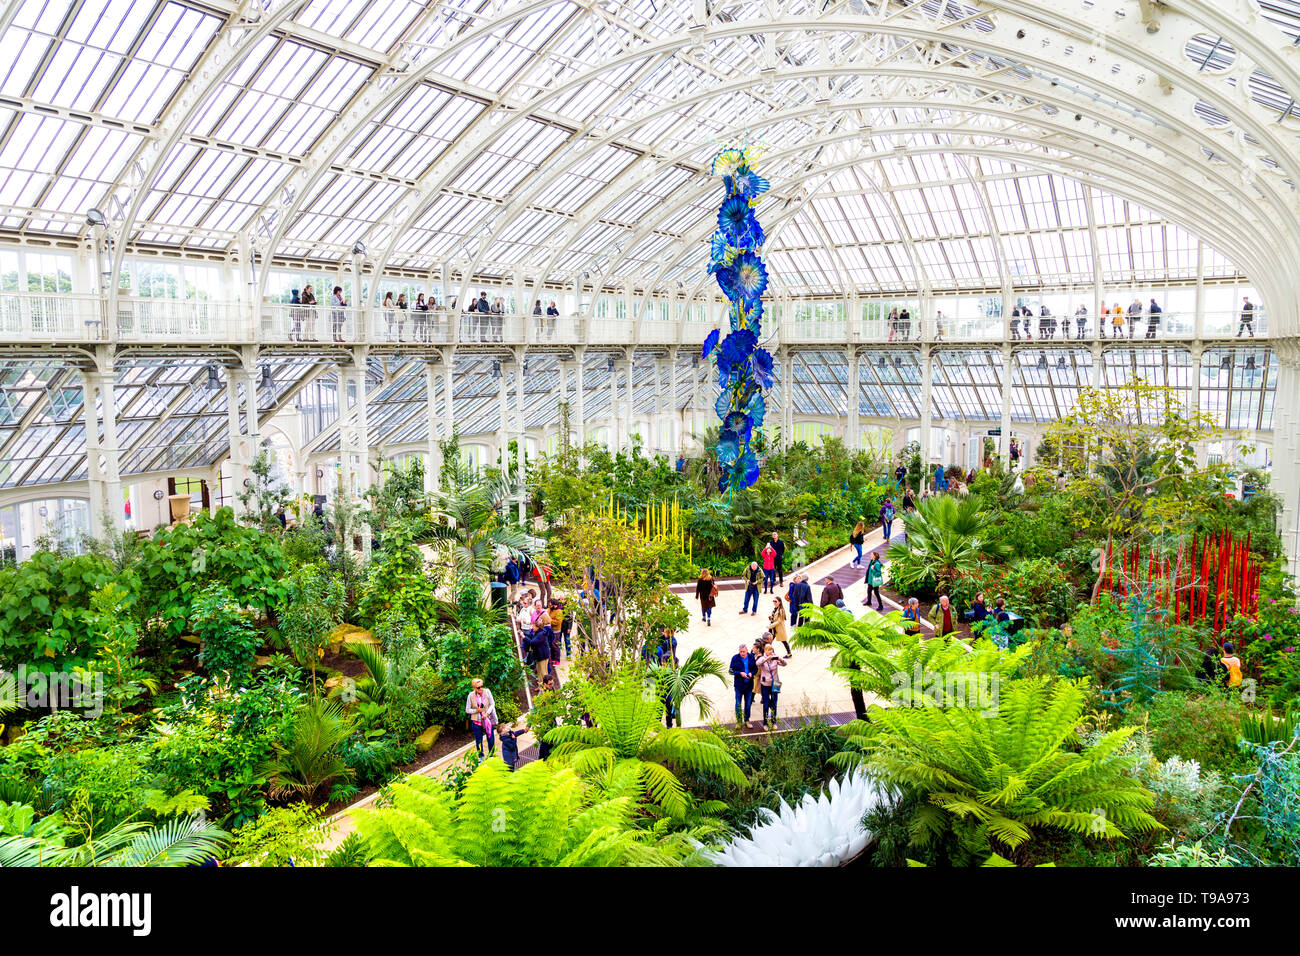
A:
[[607, 356, 618, 451], [1000, 346, 1013, 465], [1194, 241, 1206, 340], [1274, 352, 1300, 587], [226, 365, 255, 514], [654, 355, 666, 455], [622, 354, 634, 451], [497, 360, 509, 472], [574, 348, 587, 458], [424, 362, 441, 494], [1189, 343, 1206, 467], [442, 354, 455, 472], [847, 347, 860, 450], [919, 345, 933, 466], [515, 351, 526, 523], [81, 363, 123, 537], [668, 347, 680, 456]]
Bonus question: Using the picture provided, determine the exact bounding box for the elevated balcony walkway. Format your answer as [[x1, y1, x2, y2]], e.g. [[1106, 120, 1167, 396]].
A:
[[0, 292, 1272, 355]]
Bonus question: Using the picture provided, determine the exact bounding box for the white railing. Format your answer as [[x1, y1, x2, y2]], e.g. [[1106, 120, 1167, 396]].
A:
[[0, 293, 1276, 350], [0, 292, 103, 341]]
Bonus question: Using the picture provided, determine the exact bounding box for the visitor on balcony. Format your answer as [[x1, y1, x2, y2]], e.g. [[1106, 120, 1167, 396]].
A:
[[395, 292, 408, 342], [1127, 297, 1142, 339], [1146, 298, 1162, 339], [301, 284, 317, 341], [1238, 296, 1255, 337], [1075, 304, 1088, 339], [899, 305, 912, 341], [330, 286, 347, 342], [1038, 304, 1051, 339], [934, 310, 945, 341], [413, 293, 429, 343], [1110, 301, 1125, 338], [887, 307, 900, 341], [382, 292, 396, 342], [1010, 304, 1021, 340], [289, 288, 302, 341]]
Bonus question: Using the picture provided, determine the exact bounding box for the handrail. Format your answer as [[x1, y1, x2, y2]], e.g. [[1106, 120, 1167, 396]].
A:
[[0, 292, 1274, 349]]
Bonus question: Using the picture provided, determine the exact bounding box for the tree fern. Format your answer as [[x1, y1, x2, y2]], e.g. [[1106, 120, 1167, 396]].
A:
[[863, 677, 1162, 861], [544, 667, 746, 819], [354, 760, 704, 866]]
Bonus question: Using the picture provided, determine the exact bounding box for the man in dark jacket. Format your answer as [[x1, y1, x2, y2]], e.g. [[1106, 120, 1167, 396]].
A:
[[769, 531, 786, 585], [820, 575, 844, 607], [787, 574, 813, 628], [742, 561, 762, 615], [729, 643, 756, 729]]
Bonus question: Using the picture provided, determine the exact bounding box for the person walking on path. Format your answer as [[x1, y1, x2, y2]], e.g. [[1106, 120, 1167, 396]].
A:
[[499, 723, 523, 771], [820, 575, 844, 608], [768, 596, 793, 658], [729, 643, 757, 729], [879, 497, 895, 543], [696, 569, 717, 626], [849, 520, 866, 568], [742, 561, 762, 615], [930, 594, 956, 638], [786, 574, 812, 628], [757, 645, 787, 727], [902, 597, 924, 637], [769, 531, 786, 586], [466, 678, 497, 757], [862, 551, 885, 611], [761, 540, 777, 593]]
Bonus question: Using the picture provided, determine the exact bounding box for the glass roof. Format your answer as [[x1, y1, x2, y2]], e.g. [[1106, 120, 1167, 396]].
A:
[[3, 0, 1298, 295]]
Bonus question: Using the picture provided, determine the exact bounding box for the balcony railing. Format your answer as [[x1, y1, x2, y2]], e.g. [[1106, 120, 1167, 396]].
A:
[[0, 293, 1274, 349]]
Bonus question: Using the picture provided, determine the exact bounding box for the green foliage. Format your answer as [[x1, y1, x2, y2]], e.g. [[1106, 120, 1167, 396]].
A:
[[340, 735, 415, 787], [191, 584, 261, 682], [84, 581, 159, 715], [236, 446, 294, 532], [0, 810, 227, 867], [41, 744, 153, 829], [886, 495, 1009, 594], [261, 696, 357, 801], [863, 677, 1163, 863], [222, 802, 329, 867], [357, 519, 438, 631], [135, 508, 289, 639], [279, 564, 345, 694], [364, 456, 431, 537], [545, 666, 746, 819], [149, 672, 302, 825], [648, 647, 727, 727], [1133, 690, 1254, 777], [0, 550, 123, 670], [1146, 840, 1240, 867], [429, 578, 523, 727], [354, 759, 708, 866], [426, 468, 544, 579]]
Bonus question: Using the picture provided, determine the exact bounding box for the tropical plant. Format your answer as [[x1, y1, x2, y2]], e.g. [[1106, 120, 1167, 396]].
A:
[[648, 647, 727, 728], [426, 465, 544, 579], [278, 564, 345, 695], [544, 667, 746, 818], [885, 495, 1010, 593], [222, 802, 330, 867], [862, 677, 1163, 863], [191, 583, 260, 682], [353, 758, 708, 866], [0, 809, 227, 867], [261, 697, 357, 800], [793, 604, 1032, 725]]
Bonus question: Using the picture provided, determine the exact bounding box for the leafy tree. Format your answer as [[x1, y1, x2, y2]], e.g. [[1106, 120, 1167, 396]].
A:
[[863, 677, 1163, 863], [1034, 378, 1229, 545], [363, 456, 431, 537], [279, 564, 345, 695], [357, 518, 438, 631], [354, 758, 708, 866], [191, 584, 260, 682], [237, 445, 294, 532], [429, 578, 523, 726], [0, 551, 124, 671], [545, 667, 746, 819]]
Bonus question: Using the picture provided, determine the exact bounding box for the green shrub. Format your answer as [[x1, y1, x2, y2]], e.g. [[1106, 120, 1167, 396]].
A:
[[191, 584, 261, 682], [0, 551, 125, 671], [1134, 690, 1253, 777]]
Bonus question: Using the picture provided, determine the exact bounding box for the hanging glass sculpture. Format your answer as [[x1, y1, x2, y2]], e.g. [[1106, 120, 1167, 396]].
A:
[[703, 145, 771, 493]]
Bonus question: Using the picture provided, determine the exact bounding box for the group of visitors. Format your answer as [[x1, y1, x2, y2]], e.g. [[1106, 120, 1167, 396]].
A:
[[512, 584, 570, 685], [729, 639, 787, 729], [379, 291, 442, 343], [286, 284, 350, 342]]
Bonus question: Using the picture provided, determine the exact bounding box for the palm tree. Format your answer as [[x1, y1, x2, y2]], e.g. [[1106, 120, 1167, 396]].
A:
[[353, 758, 709, 866], [545, 668, 746, 818], [885, 494, 1009, 592], [261, 697, 357, 800], [793, 604, 1031, 721], [0, 813, 227, 867], [648, 647, 727, 727], [426, 463, 545, 579]]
